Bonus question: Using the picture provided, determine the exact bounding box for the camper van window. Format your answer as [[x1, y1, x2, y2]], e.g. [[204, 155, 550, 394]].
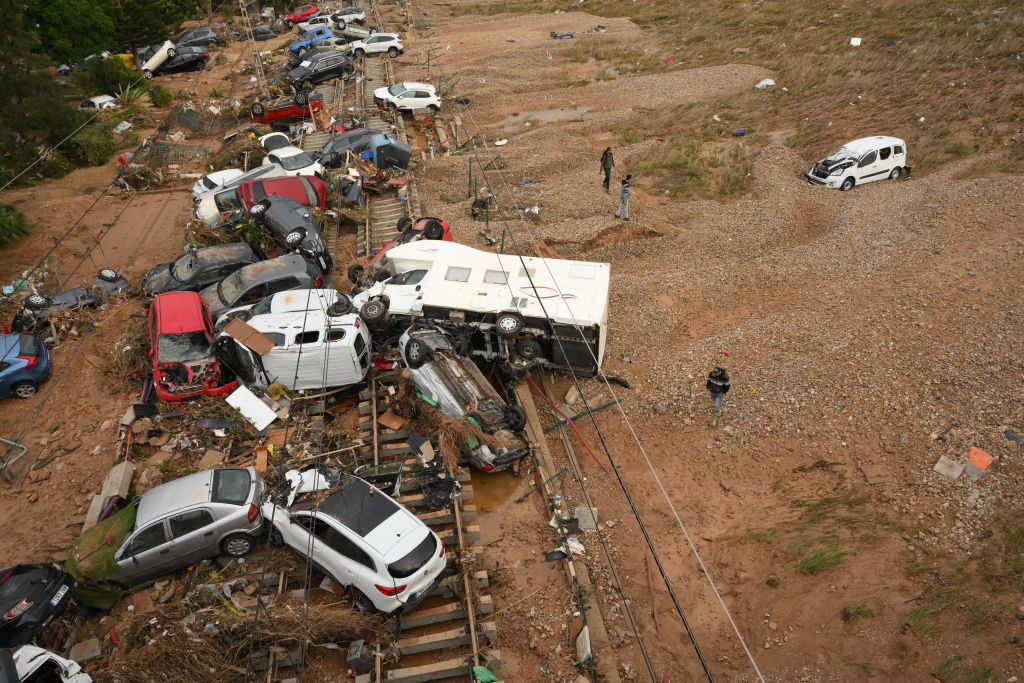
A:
[[326, 328, 346, 342], [295, 330, 320, 345], [569, 263, 597, 279], [483, 270, 509, 285], [518, 267, 536, 279], [354, 334, 366, 355], [265, 332, 286, 347], [445, 266, 472, 282], [389, 269, 427, 286]]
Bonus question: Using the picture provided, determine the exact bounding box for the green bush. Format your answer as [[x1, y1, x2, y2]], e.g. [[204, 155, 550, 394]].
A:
[[147, 84, 174, 108], [69, 121, 119, 166], [70, 57, 137, 98], [0, 204, 33, 245]]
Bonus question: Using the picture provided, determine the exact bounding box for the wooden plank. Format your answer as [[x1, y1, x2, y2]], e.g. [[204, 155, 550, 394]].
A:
[[255, 446, 269, 473], [436, 525, 480, 547], [397, 487, 474, 507], [415, 505, 477, 527], [399, 595, 494, 630], [395, 621, 496, 656], [355, 651, 501, 683]]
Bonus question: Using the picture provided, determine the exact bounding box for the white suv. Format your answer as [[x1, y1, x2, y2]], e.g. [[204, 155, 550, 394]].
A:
[[139, 40, 176, 78], [374, 81, 441, 114], [263, 468, 447, 614], [350, 32, 404, 58]]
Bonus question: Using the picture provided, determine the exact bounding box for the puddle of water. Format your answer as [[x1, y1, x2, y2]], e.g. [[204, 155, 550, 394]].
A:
[[497, 106, 591, 130], [472, 469, 527, 517]]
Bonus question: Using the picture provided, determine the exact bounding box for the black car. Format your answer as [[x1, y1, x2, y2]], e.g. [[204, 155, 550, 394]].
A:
[[176, 26, 223, 48], [249, 196, 333, 274], [143, 243, 265, 297], [249, 25, 278, 41], [286, 52, 353, 90], [11, 269, 130, 335], [312, 127, 378, 168], [152, 46, 210, 75], [0, 564, 76, 648]]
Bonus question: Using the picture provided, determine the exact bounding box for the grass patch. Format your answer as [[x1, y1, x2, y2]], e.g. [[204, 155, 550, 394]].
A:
[[858, 661, 874, 676], [904, 600, 951, 637], [797, 546, 847, 574], [842, 600, 876, 621], [935, 655, 993, 683]]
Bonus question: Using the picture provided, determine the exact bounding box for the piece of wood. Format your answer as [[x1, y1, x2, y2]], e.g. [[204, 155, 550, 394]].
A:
[[399, 595, 494, 630], [223, 318, 276, 356], [255, 447, 269, 473], [377, 409, 405, 431]]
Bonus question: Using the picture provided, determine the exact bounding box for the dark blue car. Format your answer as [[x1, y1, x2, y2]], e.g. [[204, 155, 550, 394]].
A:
[[0, 334, 51, 399]]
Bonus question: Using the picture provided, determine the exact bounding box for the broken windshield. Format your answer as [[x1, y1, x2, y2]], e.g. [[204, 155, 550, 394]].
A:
[[218, 271, 246, 305], [158, 331, 210, 363], [214, 189, 241, 211], [279, 152, 315, 171], [170, 252, 198, 282]]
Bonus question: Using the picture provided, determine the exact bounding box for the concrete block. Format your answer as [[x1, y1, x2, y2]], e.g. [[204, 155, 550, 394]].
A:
[[575, 506, 599, 530], [100, 461, 136, 499], [84, 494, 109, 530], [68, 637, 102, 662]]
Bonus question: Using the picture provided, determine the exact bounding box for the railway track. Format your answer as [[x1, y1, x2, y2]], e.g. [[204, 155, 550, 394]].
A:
[[354, 377, 500, 682]]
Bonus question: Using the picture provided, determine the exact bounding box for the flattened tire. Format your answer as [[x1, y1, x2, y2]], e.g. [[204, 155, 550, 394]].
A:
[[327, 295, 353, 317], [221, 533, 254, 557], [294, 91, 309, 107], [360, 299, 388, 325], [250, 102, 266, 118], [404, 339, 431, 369], [494, 312, 523, 338], [11, 381, 38, 400], [347, 263, 366, 284], [840, 177, 855, 192], [516, 337, 541, 361]]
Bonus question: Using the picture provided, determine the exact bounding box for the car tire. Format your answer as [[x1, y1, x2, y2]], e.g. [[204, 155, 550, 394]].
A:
[[167, 47, 176, 58], [250, 102, 266, 118], [423, 219, 444, 240], [25, 294, 51, 311], [327, 295, 353, 317], [221, 533, 255, 557], [11, 381, 39, 400], [350, 588, 376, 614], [405, 339, 431, 369], [889, 167, 902, 180], [248, 201, 267, 216], [505, 405, 527, 431], [333, 17, 346, 30], [347, 263, 366, 284], [516, 337, 541, 361], [387, 47, 399, 58], [840, 177, 855, 191], [285, 19, 294, 28], [360, 298, 388, 325], [268, 527, 285, 548], [294, 90, 309, 107], [98, 268, 119, 283], [143, 69, 153, 79], [428, 104, 439, 115], [494, 312, 523, 338], [354, 48, 365, 58]]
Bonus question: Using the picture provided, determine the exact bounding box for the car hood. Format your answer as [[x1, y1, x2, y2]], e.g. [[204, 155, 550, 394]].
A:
[[65, 505, 137, 582], [142, 263, 176, 295], [364, 510, 430, 562], [373, 86, 392, 99], [814, 151, 857, 173]]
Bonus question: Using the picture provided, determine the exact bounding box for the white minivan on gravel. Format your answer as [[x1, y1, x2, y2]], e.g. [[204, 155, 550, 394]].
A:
[[805, 136, 909, 191]]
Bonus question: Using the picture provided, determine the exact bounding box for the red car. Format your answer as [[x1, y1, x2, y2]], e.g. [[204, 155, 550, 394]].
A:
[[237, 175, 329, 212], [149, 291, 237, 403], [284, 4, 319, 27], [348, 217, 453, 285], [249, 92, 324, 126]]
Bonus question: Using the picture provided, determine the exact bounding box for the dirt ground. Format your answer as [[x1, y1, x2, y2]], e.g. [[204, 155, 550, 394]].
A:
[[1, 1, 1022, 682]]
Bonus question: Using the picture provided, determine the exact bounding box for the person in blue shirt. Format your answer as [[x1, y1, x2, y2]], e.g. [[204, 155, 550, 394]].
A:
[[614, 174, 632, 221]]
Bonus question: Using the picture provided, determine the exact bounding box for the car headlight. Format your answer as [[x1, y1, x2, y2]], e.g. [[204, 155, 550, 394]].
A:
[[829, 168, 844, 176]]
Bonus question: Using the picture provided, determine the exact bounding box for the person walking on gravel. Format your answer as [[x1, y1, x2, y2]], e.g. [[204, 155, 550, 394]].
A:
[[706, 366, 730, 425], [600, 147, 614, 192], [614, 174, 633, 221]]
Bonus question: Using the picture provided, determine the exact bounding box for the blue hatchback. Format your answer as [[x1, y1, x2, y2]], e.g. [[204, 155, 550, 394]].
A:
[[0, 334, 51, 399]]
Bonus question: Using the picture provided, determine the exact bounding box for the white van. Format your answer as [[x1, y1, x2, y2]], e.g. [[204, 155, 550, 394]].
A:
[[805, 136, 908, 191], [213, 289, 371, 391], [350, 241, 610, 376], [4, 646, 92, 682], [193, 163, 288, 227]]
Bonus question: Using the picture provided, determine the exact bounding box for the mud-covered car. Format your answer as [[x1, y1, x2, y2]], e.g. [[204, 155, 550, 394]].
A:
[[149, 291, 238, 403], [248, 194, 333, 274], [249, 91, 324, 126], [10, 269, 129, 336], [199, 254, 323, 319], [143, 243, 264, 297]]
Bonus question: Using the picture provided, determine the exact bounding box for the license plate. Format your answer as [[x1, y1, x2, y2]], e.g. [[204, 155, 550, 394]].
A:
[[50, 585, 69, 606]]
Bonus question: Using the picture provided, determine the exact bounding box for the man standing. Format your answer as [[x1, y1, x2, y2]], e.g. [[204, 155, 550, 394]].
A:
[[706, 366, 731, 426], [600, 147, 614, 192], [614, 174, 633, 221]]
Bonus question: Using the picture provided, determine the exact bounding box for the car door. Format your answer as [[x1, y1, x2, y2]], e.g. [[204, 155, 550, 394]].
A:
[[365, 36, 384, 54], [381, 269, 428, 312], [282, 513, 360, 586], [167, 508, 218, 566], [855, 149, 882, 184], [323, 526, 374, 585], [115, 520, 176, 584]]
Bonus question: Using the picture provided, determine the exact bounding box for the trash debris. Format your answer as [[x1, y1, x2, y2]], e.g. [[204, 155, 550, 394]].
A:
[[932, 455, 964, 480], [226, 385, 278, 430], [967, 488, 981, 506], [732, 128, 746, 137], [1003, 430, 1021, 447], [850, 37, 862, 46], [754, 78, 776, 90], [964, 447, 996, 482], [494, 138, 508, 146], [113, 120, 133, 134], [575, 506, 599, 530]]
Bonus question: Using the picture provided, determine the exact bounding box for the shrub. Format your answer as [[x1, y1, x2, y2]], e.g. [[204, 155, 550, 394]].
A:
[[0, 204, 33, 245], [69, 121, 119, 166], [70, 57, 137, 98], [147, 84, 174, 108]]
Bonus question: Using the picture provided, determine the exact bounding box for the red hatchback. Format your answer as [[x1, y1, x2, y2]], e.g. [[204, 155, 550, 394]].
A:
[[149, 291, 237, 403], [284, 4, 319, 27], [236, 175, 329, 213]]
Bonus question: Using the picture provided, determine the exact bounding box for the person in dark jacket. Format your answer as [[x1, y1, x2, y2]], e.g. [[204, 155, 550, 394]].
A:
[[707, 366, 730, 424], [600, 147, 614, 192], [614, 174, 633, 221]]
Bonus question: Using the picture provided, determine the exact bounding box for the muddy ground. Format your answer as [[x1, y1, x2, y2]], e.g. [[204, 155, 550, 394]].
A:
[[1, 1, 1022, 682]]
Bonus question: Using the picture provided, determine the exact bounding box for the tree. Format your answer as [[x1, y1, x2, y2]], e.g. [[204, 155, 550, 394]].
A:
[[114, 0, 200, 55], [0, 204, 33, 245], [26, 0, 118, 64]]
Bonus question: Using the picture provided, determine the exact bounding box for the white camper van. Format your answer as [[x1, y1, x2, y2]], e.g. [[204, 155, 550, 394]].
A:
[[350, 241, 610, 376], [213, 289, 371, 391]]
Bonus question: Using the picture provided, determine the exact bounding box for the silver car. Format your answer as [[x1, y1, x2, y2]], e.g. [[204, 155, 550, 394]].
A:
[[109, 467, 264, 585]]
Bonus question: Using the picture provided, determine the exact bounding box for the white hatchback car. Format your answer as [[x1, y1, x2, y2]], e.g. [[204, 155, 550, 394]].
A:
[[263, 468, 447, 614], [259, 132, 325, 177], [374, 82, 441, 114], [139, 40, 176, 78], [78, 95, 119, 112], [805, 136, 908, 191], [350, 32, 404, 58]]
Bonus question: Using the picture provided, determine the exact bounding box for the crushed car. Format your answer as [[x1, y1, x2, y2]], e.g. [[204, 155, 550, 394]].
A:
[[150, 46, 210, 76], [0, 564, 75, 648], [2, 645, 93, 682], [262, 467, 447, 614], [286, 51, 354, 90], [193, 163, 288, 227], [192, 168, 245, 200], [259, 132, 325, 178], [283, 3, 319, 28], [247, 194, 333, 274], [348, 215, 451, 286], [199, 253, 323, 319], [143, 243, 265, 297], [805, 136, 908, 191], [138, 40, 176, 78], [10, 269, 129, 337], [149, 291, 238, 403], [248, 91, 324, 127]]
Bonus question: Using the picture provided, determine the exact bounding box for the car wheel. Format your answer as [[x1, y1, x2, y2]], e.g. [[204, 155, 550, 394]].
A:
[[294, 90, 309, 107], [268, 527, 285, 548], [505, 405, 527, 431], [285, 19, 294, 28], [284, 230, 305, 246], [327, 295, 353, 317], [248, 201, 268, 216], [350, 588, 377, 614], [840, 177, 855, 191], [423, 219, 444, 240], [25, 294, 51, 310], [221, 533, 255, 557], [387, 47, 398, 58], [405, 339, 431, 369], [249, 102, 266, 118], [516, 337, 541, 361], [360, 299, 388, 325], [98, 268, 119, 283], [11, 381, 39, 400], [334, 17, 347, 30], [347, 263, 366, 284], [143, 69, 153, 79], [354, 48, 365, 58], [428, 104, 439, 115], [167, 47, 176, 57], [889, 167, 902, 180], [495, 312, 523, 338]]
